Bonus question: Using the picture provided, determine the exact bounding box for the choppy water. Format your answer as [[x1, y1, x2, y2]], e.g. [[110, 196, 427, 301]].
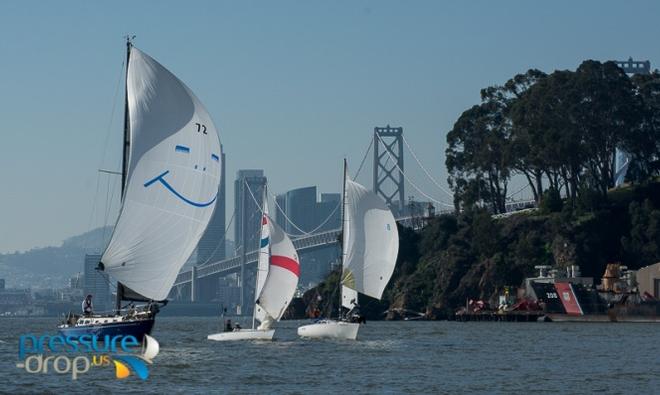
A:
[[1, 317, 659, 394]]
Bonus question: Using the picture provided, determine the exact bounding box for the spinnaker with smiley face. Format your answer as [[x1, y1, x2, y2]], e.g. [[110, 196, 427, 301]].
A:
[[59, 38, 222, 340]]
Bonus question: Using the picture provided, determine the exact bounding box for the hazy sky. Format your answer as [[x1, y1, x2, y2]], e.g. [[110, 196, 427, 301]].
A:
[[1, 0, 659, 253]]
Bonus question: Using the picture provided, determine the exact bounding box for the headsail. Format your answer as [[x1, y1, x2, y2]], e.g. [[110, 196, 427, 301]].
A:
[[101, 48, 222, 301], [254, 198, 271, 324], [255, 217, 300, 324], [341, 178, 399, 301]]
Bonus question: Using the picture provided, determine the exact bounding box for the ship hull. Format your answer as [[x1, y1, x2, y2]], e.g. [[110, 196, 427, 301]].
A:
[[207, 329, 275, 341], [297, 320, 359, 340], [58, 317, 155, 341]]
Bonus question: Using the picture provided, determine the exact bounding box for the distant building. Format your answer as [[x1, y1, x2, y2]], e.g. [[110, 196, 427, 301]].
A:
[[198, 147, 226, 265], [275, 186, 342, 287], [69, 274, 83, 289], [275, 186, 341, 235], [215, 275, 241, 314], [636, 262, 660, 299], [83, 254, 111, 312]]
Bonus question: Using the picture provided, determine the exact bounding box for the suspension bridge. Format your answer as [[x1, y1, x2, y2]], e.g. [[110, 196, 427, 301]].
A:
[[169, 125, 535, 306]]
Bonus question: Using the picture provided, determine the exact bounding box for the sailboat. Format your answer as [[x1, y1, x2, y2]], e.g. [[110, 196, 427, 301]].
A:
[[58, 38, 222, 340], [297, 159, 399, 340], [208, 190, 300, 341]]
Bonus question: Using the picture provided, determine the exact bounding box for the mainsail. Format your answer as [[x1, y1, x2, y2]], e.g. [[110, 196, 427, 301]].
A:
[[255, 215, 300, 324], [341, 177, 399, 302], [101, 47, 222, 301]]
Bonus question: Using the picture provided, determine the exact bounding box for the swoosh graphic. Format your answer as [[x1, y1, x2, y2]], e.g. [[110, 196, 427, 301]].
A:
[[144, 170, 217, 208]]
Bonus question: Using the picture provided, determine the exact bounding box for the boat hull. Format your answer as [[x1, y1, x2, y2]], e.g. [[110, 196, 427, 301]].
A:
[[207, 329, 275, 341], [59, 318, 155, 341], [297, 320, 359, 340]]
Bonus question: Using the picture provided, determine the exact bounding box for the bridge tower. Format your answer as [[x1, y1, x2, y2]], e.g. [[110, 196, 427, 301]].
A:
[[373, 125, 405, 214]]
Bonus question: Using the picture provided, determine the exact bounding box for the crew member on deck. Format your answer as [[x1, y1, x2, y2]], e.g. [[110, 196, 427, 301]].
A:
[[82, 294, 93, 316]]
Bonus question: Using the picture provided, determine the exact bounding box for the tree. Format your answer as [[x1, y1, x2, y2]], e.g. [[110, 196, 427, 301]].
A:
[[446, 102, 511, 214]]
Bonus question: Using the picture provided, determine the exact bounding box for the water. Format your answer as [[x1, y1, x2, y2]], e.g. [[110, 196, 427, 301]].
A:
[[1, 317, 659, 394]]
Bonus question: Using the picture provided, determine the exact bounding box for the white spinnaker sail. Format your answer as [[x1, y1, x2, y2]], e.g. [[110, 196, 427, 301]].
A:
[[342, 178, 399, 300], [101, 48, 222, 301], [255, 217, 300, 322], [254, 201, 271, 324]]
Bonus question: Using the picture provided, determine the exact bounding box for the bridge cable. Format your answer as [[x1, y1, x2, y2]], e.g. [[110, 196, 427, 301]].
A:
[[353, 137, 373, 180], [268, 189, 340, 237], [243, 178, 341, 238], [401, 134, 454, 198], [506, 183, 531, 200], [197, 208, 237, 267], [376, 133, 454, 208]]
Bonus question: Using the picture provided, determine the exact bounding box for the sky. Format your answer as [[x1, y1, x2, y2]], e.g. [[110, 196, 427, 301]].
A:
[[1, 0, 659, 253]]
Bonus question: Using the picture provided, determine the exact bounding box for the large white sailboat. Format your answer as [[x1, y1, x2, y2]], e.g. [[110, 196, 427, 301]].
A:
[[208, 191, 300, 341], [297, 160, 399, 340], [59, 38, 222, 340]]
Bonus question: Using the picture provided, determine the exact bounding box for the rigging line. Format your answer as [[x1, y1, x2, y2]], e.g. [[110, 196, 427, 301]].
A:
[[401, 134, 454, 198], [266, 188, 341, 237], [101, 175, 113, 243], [353, 137, 374, 180], [197, 209, 237, 267], [82, 60, 125, 253], [103, 171, 119, 230], [376, 133, 454, 208]]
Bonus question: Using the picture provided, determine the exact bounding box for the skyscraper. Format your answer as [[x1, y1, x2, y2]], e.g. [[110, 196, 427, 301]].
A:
[[275, 187, 341, 235], [198, 147, 226, 265], [83, 254, 111, 312]]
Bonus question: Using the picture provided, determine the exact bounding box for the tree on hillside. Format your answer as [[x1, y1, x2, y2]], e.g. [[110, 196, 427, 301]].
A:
[[484, 69, 547, 202], [446, 101, 511, 213]]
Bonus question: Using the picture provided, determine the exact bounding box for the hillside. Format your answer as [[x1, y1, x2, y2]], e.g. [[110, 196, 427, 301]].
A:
[[299, 182, 660, 320], [0, 226, 112, 289]]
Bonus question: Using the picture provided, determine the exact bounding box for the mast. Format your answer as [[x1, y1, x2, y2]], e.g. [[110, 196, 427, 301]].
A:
[[116, 35, 133, 312], [252, 185, 268, 330], [338, 159, 348, 320]]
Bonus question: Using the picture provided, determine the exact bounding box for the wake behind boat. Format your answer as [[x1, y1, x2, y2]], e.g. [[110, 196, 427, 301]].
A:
[[59, 37, 222, 340], [297, 159, 399, 340], [208, 190, 300, 341]]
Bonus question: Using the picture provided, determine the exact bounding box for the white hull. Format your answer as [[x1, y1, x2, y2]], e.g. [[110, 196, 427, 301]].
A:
[[207, 329, 275, 341], [297, 320, 360, 340]]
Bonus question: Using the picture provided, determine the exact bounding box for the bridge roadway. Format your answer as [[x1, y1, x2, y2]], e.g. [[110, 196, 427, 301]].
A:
[[171, 199, 536, 295], [173, 228, 342, 288]]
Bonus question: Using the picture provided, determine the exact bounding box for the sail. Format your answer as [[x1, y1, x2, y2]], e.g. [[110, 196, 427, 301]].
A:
[[253, 201, 270, 324], [341, 178, 399, 300], [101, 47, 222, 301], [255, 216, 300, 323], [341, 285, 358, 309]]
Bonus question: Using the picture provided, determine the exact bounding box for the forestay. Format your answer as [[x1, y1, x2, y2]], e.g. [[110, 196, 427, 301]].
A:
[[102, 48, 222, 301], [341, 178, 399, 301]]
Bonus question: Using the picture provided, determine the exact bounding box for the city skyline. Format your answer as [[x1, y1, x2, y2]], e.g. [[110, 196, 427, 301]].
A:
[[2, 1, 660, 253]]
